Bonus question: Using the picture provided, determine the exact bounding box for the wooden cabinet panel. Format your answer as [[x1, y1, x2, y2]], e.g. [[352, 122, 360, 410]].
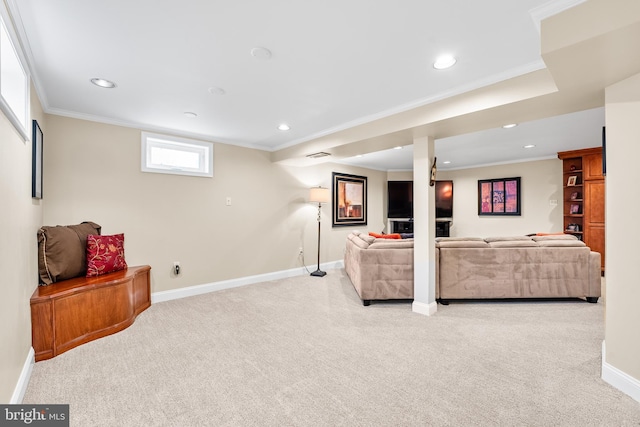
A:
[[585, 180, 605, 224], [586, 223, 605, 272], [584, 153, 604, 180], [54, 281, 134, 354]]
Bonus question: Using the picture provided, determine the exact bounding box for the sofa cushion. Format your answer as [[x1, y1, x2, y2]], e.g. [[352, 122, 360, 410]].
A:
[[436, 237, 484, 242], [37, 221, 102, 285], [369, 241, 414, 249], [536, 239, 586, 247], [86, 233, 128, 277], [436, 240, 489, 248], [488, 240, 538, 248], [484, 236, 533, 242], [531, 234, 578, 241], [348, 232, 374, 248]]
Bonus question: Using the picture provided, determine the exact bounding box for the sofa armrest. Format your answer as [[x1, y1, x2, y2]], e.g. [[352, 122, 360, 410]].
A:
[[435, 247, 440, 300], [589, 251, 602, 297]]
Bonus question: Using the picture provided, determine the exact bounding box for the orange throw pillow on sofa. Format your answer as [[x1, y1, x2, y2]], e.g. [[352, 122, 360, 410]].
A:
[[369, 232, 402, 239]]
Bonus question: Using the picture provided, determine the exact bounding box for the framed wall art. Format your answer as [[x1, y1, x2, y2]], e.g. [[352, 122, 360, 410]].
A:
[[570, 203, 581, 214], [478, 177, 521, 216], [32, 120, 43, 199], [332, 172, 367, 227]]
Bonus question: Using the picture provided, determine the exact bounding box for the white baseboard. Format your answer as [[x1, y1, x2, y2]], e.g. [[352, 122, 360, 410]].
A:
[[10, 347, 35, 404], [601, 341, 640, 403], [152, 260, 344, 304], [412, 300, 438, 316]]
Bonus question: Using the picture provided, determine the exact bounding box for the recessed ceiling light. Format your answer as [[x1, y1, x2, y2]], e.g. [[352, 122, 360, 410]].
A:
[[90, 78, 116, 88], [184, 112, 198, 118], [393, 146, 403, 150], [208, 87, 226, 95], [502, 123, 518, 129], [277, 124, 290, 131], [251, 47, 272, 60], [443, 161, 451, 164], [433, 55, 456, 70], [523, 144, 536, 149], [355, 154, 363, 158]]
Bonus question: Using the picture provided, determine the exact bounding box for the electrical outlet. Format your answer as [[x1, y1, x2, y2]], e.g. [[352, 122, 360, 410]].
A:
[[226, 197, 231, 206], [173, 261, 181, 275], [298, 247, 304, 255]]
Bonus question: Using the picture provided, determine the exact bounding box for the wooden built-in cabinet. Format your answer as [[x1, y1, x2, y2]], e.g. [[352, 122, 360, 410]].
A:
[[558, 148, 605, 273], [30, 265, 151, 361]]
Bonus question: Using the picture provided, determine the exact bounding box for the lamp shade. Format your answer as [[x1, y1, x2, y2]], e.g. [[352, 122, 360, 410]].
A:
[[309, 187, 330, 204]]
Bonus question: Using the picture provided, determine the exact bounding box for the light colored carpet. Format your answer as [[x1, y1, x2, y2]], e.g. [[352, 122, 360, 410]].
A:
[[24, 270, 640, 426]]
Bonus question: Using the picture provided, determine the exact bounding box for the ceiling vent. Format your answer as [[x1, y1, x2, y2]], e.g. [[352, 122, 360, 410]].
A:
[[306, 152, 331, 159]]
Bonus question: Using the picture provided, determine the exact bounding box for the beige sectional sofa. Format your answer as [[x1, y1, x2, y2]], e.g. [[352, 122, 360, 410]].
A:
[[344, 232, 601, 305], [344, 231, 413, 306], [436, 235, 601, 304]]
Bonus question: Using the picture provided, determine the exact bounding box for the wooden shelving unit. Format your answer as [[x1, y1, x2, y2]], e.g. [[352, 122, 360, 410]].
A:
[[558, 147, 605, 273]]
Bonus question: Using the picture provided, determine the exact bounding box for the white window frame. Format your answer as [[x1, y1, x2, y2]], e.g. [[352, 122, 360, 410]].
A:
[[141, 132, 214, 178], [0, 8, 30, 141]]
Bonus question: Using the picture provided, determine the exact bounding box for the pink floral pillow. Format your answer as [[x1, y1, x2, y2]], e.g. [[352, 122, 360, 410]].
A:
[[86, 234, 127, 277]]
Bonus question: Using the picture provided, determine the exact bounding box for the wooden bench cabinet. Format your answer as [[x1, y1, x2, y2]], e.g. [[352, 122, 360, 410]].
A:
[[30, 265, 151, 362]]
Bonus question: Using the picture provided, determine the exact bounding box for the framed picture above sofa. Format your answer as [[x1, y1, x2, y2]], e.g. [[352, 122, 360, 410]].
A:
[[332, 172, 367, 227], [478, 177, 521, 216]]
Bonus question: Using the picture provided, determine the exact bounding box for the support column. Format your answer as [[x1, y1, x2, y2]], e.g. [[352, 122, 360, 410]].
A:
[[602, 72, 640, 402], [412, 136, 437, 316]]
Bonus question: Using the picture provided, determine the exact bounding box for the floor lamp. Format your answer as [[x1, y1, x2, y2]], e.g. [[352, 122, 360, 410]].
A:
[[309, 186, 330, 277]]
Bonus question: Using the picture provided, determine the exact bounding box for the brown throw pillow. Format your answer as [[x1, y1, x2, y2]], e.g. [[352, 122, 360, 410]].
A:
[[37, 221, 101, 284]]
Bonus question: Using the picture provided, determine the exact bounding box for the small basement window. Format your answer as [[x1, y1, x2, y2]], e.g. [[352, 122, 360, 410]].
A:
[[141, 132, 213, 178]]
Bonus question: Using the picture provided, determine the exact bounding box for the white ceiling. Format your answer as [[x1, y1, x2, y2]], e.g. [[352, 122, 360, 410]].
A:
[[10, 0, 593, 170], [338, 107, 605, 171]]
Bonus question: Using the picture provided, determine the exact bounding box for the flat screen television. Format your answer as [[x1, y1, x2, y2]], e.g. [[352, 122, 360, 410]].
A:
[[387, 181, 413, 218], [435, 180, 453, 219], [387, 180, 453, 219]]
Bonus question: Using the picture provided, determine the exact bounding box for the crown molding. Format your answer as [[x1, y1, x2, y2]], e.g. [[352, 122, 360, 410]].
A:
[[530, 0, 588, 33], [273, 60, 547, 152], [44, 107, 271, 151]]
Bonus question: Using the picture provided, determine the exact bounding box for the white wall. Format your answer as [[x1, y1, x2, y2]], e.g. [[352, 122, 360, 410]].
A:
[[42, 115, 387, 293], [436, 159, 563, 237], [0, 84, 45, 403]]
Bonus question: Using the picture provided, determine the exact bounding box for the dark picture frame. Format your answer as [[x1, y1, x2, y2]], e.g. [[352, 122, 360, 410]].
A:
[[570, 203, 581, 214], [478, 177, 521, 216], [32, 120, 43, 199], [332, 172, 367, 227]]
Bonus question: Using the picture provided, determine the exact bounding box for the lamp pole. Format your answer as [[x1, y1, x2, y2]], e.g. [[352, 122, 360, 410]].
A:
[[311, 201, 326, 277], [309, 186, 329, 277]]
